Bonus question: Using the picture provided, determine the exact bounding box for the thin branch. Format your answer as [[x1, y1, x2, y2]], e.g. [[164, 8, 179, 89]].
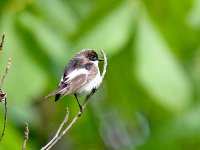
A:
[[0, 58, 12, 89], [42, 99, 89, 150], [41, 50, 107, 150], [22, 122, 29, 150], [0, 33, 11, 141], [41, 108, 69, 150], [0, 32, 5, 52], [0, 97, 7, 141], [100, 50, 107, 79]]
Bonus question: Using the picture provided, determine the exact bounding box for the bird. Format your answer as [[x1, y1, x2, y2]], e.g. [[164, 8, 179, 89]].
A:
[[45, 49, 104, 111]]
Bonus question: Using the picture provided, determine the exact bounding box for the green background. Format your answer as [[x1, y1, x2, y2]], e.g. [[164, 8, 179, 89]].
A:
[[0, 0, 200, 149]]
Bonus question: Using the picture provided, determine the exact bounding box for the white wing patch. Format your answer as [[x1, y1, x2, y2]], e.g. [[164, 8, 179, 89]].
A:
[[61, 68, 88, 84]]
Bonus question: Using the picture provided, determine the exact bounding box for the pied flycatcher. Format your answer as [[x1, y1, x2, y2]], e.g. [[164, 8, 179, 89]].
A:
[[46, 49, 104, 111]]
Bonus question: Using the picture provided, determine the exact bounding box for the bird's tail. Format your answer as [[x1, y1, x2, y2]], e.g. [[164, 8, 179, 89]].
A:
[[45, 85, 68, 101]]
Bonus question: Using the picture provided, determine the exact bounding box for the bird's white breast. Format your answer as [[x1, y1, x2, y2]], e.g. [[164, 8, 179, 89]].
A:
[[76, 61, 102, 97], [76, 72, 102, 97]]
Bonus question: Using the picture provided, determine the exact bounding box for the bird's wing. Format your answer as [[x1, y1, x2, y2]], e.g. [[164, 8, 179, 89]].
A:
[[45, 73, 87, 99], [63, 73, 87, 95], [63, 57, 83, 77], [60, 68, 88, 85]]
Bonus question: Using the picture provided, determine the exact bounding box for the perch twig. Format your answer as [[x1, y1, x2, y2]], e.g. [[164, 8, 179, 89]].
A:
[[41, 108, 69, 150], [41, 50, 107, 150]]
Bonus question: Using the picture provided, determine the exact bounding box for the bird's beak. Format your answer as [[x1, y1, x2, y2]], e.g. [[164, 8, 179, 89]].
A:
[[98, 58, 104, 61]]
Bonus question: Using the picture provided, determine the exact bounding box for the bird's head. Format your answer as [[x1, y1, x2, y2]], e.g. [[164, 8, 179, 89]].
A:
[[79, 49, 103, 62]]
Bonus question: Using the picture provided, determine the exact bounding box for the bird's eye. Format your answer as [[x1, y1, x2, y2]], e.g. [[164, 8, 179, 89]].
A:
[[89, 55, 96, 60]]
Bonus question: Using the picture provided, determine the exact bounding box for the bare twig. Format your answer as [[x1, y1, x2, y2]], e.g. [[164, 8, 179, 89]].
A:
[[41, 108, 69, 150], [41, 50, 107, 150], [22, 122, 29, 150], [0, 33, 11, 141], [100, 50, 107, 79], [44, 98, 89, 150], [0, 32, 5, 52], [0, 58, 12, 90], [0, 97, 7, 141], [0, 59, 11, 141]]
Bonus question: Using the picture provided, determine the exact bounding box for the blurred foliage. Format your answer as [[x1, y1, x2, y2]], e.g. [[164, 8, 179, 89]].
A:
[[0, 0, 200, 150]]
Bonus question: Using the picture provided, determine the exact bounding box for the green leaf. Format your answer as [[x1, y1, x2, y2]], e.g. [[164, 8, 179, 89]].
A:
[[76, 1, 137, 55], [135, 10, 192, 112]]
